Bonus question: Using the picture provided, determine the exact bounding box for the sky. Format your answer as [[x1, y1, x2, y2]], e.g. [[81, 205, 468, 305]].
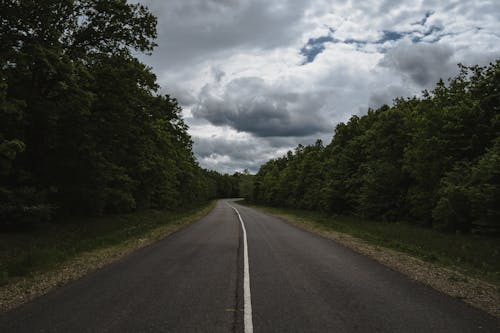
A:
[[135, 0, 500, 174]]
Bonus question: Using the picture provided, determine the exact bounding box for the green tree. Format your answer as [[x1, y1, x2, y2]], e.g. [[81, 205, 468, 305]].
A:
[[253, 60, 500, 234], [1, 0, 232, 227], [433, 138, 500, 232]]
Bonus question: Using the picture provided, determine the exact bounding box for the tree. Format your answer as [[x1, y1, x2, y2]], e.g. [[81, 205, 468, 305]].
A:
[[433, 138, 500, 232], [253, 60, 500, 233], [0, 0, 231, 227]]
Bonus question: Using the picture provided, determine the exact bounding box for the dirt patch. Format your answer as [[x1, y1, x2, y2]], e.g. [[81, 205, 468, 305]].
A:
[[271, 212, 500, 318]]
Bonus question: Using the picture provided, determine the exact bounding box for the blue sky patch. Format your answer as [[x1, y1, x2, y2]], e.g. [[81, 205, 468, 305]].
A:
[[300, 35, 338, 64], [379, 30, 406, 43]]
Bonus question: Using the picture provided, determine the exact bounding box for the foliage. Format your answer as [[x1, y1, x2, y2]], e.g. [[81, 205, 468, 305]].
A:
[[236, 169, 255, 201], [433, 139, 500, 232], [253, 60, 500, 233], [0, 1, 232, 228]]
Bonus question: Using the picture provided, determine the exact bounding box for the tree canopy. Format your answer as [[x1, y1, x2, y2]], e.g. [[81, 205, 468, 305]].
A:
[[252, 61, 500, 233], [0, 0, 236, 227]]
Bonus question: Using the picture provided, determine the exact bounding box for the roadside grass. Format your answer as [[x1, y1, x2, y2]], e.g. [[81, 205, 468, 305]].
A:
[[240, 202, 500, 287], [0, 201, 216, 288]]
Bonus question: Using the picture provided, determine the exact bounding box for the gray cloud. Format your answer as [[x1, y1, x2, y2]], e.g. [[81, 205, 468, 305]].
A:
[[211, 66, 226, 83], [195, 137, 255, 160], [139, 0, 310, 69], [192, 133, 328, 173], [192, 77, 333, 137], [193, 136, 278, 173], [161, 84, 197, 106], [412, 11, 433, 26], [135, 0, 500, 173], [379, 42, 455, 86], [369, 85, 411, 109]]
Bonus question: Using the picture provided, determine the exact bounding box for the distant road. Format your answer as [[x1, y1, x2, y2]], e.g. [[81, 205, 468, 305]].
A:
[[1, 200, 498, 332]]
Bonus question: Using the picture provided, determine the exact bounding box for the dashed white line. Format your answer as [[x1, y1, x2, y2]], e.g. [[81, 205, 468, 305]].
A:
[[227, 202, 254, 333]]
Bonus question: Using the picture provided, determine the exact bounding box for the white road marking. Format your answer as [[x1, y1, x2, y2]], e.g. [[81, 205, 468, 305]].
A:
[[227, 202, 254, 333]]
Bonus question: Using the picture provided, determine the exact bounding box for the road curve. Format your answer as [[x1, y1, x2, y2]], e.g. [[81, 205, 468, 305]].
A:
[[1, 200, 498, 332]]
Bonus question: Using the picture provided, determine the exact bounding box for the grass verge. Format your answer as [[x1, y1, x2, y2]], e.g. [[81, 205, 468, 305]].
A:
[[240, 202, 500, 317], [0, 201, 216, 313]]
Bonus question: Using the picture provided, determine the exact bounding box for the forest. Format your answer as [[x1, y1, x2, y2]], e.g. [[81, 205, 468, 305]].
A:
[[252, 60, 500, 233], [0, 0, 239, 228], [1, 1, 498, 235]]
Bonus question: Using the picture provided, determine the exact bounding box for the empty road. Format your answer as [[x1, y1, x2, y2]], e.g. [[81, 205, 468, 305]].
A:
[[1, 200, 498, 332]]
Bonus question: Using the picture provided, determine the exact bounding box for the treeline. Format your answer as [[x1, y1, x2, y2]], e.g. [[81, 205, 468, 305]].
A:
[[252, 61, 500, 233], [0, 1, 234, 228]]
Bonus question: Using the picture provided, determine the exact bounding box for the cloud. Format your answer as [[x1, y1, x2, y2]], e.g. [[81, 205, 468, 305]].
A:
[[135, 0, 500, 173], [161, 84, 197, 106], [192, 130, 327, 173], [369, 85, 411, 109], [211, 66, 226, 83], [193, 136, 263, 173], [192, 134, 289, 173], [138, 0, 312, 69], [379, 30, 407, 43], [379, 42, 455, 86], [412, 11, 434, 26], [192, 77, 333, 137]]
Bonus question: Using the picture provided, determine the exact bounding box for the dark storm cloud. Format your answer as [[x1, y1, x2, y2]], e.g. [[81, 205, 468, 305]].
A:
[[193, 77, 332, 137], [140, 0, 310, 69], [379, 42, 455, 86], [211, 66, 226, 83], [194, 136, 258, 160]]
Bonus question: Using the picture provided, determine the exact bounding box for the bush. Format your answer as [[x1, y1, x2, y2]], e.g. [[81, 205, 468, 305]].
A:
[[0, 203, 54, 229], [433, 182, 472, 232], [0, 186, 55, 229]]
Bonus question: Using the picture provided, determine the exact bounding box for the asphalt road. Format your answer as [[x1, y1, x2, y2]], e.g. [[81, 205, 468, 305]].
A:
[[1, 200, 499, 332]]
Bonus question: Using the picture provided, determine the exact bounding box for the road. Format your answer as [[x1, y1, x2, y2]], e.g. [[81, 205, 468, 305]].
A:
[[1, 200, 498, 332]]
